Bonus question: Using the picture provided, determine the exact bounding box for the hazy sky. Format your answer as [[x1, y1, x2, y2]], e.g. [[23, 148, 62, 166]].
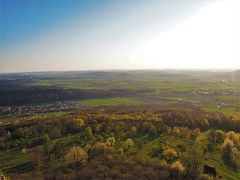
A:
[[0, 0, 240, 73]]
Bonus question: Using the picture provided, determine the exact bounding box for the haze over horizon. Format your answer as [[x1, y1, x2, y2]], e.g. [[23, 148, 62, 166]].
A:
[[0, 0, 240, 73]]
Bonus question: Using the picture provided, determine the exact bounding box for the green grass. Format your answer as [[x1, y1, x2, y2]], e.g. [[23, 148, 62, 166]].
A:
[[32, 79, 94, 89], [203, 106, 240, 114], [31, 78, 240, 91], [78, 97, 143, 107], [0, 149, 30, 174], [30, 78, 240, 115]]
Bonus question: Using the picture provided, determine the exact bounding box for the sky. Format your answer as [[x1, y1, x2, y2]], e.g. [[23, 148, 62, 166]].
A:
[[0, 0, 240, 73]]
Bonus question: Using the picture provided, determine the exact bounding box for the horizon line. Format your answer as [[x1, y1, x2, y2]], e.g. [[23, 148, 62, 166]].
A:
[[0, 68, 239, 75]]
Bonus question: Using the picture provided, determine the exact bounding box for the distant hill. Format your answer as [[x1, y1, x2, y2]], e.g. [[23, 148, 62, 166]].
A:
[[0, 69, 239, 81]]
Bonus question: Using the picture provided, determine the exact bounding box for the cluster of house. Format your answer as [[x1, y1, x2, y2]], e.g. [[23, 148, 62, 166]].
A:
[[0, 101, 75, 116]]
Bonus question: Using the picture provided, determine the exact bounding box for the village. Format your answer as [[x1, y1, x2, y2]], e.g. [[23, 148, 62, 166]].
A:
[[0, 101, 75, 116]]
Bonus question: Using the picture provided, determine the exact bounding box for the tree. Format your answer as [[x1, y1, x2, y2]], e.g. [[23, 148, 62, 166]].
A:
[[18, 127, 31, 138], [207, 130, 224, 151], [21, 147, 27, 154], [173, 127, 180, 136], [192, 128, 200, 139], [42, 134, 50, 143], [226, 131, 239, 146], [215, 130, 225, 143], [106, 137, 116, 147], [65, 146, 87, 175], [184, 154, 201, 179], [43, 142, 55, 159], [94, 123, 101, 133], [125, 139, 134, 150], [73, 119, 85, 131], [90, 142, 111, 161], [29, 150, 44, 170], [142, 122, 157, 135], [232, 147, 239, 162], [148, 122, 157, 135], [85, 127, 93, 139], [178, 127, 191, 138], [0, 170, 7, 180], [51, 127, 61, 138], [207, 130, 217, 144], [164, 148, 178, 162], [221, 139, 234, 165], [171, 161, 185, 178], [131, 126, 137, 133]]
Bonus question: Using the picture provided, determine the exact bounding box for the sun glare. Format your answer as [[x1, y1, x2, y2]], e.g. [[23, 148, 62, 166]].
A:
[[138, 1, 240, 69]]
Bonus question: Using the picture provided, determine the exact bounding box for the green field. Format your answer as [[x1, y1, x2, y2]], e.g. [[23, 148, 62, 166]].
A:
[[203, 106, 240, 114], [30, 76, 240, 115], [77, 97, 143, 107]]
